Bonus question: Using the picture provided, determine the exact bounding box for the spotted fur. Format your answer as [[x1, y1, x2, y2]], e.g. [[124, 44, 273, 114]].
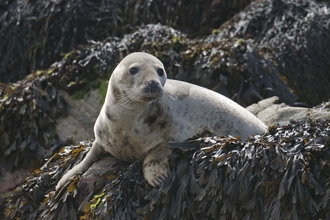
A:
[[56, 52, 267, 189]]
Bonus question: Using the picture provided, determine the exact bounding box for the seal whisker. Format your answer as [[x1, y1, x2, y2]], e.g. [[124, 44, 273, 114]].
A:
[[164, 92, 176, 109], [118, 93, 132, 105], [115, 90, 141, 109]]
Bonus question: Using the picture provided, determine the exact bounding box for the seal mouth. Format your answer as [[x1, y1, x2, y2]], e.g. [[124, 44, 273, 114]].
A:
[[142, 95, 161, 102]]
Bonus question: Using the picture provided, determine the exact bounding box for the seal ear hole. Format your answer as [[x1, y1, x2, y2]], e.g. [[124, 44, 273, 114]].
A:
[[157, 68, 164, 77], [129, 67, 139, 75]]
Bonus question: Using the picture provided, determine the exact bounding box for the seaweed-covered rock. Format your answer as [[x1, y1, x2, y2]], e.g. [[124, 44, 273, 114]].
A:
[[0, 74, 66, 192], [0, 0, 251, 83], [125, 0, 254, 37], [0, 0, 122, 83], [219, 0, 330, 105], [0, 22, 302, 194], [57, 23, 298, 107], [2, 0, 329, 104], [3, 120, 330, 219]]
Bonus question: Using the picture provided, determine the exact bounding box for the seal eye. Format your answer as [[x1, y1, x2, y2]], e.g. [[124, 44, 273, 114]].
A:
[[129, 67, 139, 75], [157, 68, 164, 77]]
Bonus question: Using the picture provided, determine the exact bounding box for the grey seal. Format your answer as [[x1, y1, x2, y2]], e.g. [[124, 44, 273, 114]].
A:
[[56, 52, 267, 189]]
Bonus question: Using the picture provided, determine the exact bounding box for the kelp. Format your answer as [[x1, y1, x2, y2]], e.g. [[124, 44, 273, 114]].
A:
[[0, 73, 66, 182], [0, 0, 251, 83], [121, 0, 252, 37], [3, 120, 330, 219], [65, 23, 298, 107], [1, 0, 329, 104], [0, 0, 122, 83], [218, 0, 330, 105]]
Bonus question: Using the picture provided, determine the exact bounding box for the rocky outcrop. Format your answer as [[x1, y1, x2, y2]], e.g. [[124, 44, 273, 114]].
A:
[[55, 90, 101, 142], [248, 96, 330, 126]]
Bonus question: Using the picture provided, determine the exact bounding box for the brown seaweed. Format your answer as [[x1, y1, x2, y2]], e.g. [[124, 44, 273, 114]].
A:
[[0, 75, 66, 183], [3, 120, 330, 219], [219, 0, 330, 105], [0, 0, 251, 83]]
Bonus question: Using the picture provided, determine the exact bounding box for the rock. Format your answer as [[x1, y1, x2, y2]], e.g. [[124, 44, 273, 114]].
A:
[[247, 96, 330, 126], [0, 169, 29, 203], [55, 90, 101, 142]]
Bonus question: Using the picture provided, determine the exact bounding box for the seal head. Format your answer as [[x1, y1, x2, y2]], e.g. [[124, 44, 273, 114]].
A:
[[109, 52, 166, 108]]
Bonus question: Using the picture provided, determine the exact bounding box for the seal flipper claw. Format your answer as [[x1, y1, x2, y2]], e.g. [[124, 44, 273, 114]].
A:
[[143, 144, 171, 187], [159, 173, 166, 182], [143, 160, 170, 187], [152, 179, 162, 188]]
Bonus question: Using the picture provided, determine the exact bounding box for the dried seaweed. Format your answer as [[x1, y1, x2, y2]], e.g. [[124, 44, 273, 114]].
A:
[[3, 120, 330, 219]]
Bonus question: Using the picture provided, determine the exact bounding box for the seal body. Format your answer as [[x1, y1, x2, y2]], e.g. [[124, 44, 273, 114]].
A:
[[56, 52, 267, 189]]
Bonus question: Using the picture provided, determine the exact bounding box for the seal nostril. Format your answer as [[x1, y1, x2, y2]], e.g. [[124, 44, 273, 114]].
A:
[[148, 80, 160, 93]]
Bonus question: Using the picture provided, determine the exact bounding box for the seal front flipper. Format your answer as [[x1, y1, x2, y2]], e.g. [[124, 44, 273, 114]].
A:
[[143, 144, 171, 187], [55, 141, 105, 190]]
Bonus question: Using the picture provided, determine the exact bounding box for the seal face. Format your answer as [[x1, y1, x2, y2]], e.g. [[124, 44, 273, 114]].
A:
[[56, 52, 268, 189]]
